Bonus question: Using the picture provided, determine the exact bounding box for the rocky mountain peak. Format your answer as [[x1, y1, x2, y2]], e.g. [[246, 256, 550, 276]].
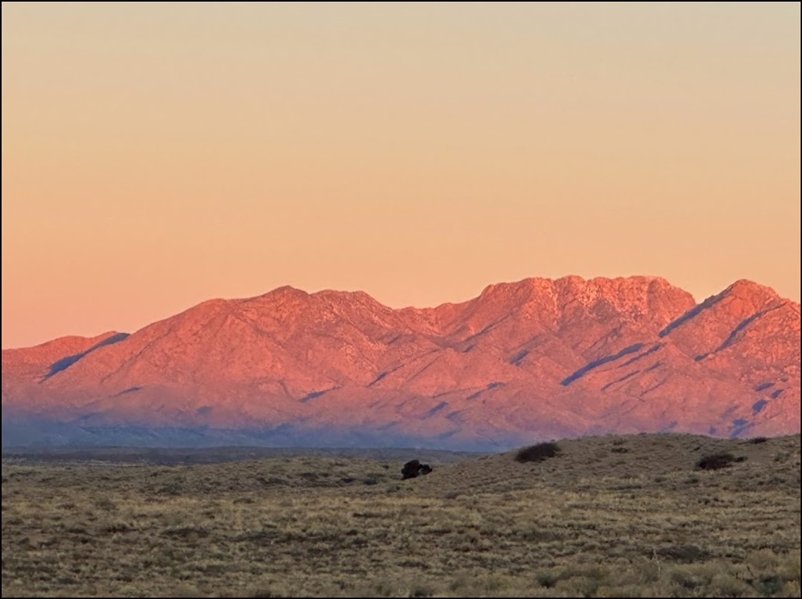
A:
[[2, 276, 798, 450]]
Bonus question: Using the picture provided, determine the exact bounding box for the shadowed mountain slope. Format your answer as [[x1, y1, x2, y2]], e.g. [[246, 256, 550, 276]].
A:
[[2, 276, 799, 450]]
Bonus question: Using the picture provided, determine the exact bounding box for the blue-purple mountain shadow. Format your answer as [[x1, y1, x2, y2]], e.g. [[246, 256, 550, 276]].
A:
[[300, 389, 333, 403], [619, 343, 662, 367], [367, 372, 387, 386], [658, 293, 725, 337], [43, 332, 130, 380], [424, 401, 448, 418], [113, 386, 142, 397], [510, 349, 529, 366], [561, 343, 645, 386], [695, 311, 767, 361], [466, 381, 504, 400], [601, 369, 640, 391], [730, 418, 753, 438]]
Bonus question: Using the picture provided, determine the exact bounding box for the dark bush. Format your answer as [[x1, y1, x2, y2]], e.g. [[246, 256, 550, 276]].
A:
[[747, 436, 768, 444], [515, 442, 561, 463], [104, 523, 134, 534], [756, 575, 783, 595], [695, 453, 745, 470], [401, 459, 433, 480], [536, 571, 558, 588], [402, 459, 421, 479]]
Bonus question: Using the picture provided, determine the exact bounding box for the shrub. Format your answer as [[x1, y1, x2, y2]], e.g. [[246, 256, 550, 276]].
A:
[[515, 442, 561, 463], [747, 437, 769, 444], [401, 460, 433, 480], [695, 453, 744, 470], [710, 572, 752, 597], [93, 497, 118, 512], [536, 570, 559, 588], [656, 544, 711, 563], [104, 522, 135, 534], [755, 574, 784, 595], [671, 568, 702, 589]]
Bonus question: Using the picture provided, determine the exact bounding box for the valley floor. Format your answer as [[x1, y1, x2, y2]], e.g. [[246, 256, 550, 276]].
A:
[[2, 433, 800, 597]]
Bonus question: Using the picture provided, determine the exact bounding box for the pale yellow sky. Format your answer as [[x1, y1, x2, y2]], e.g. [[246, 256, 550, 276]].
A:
[[2, 3, 800, 348]]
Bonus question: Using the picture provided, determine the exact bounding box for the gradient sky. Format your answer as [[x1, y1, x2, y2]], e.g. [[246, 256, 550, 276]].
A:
[[2, 2, 800, 348]]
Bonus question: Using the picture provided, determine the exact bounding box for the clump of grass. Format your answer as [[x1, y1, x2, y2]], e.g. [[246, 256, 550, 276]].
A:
[[515, 442, 561, 463], [536, 570, 560, 588], [670, 568, 703, 590], [93, 497, 117, 512], [709, 572, 753, 597], [104, 522, 135, 534], [754, 574, 784, 595], [695, 453, 745, 470], [656, 544, 711, 564], [407, 583, 434, 597], [248, 585, 282, 598], [170, 585, 202, 598]]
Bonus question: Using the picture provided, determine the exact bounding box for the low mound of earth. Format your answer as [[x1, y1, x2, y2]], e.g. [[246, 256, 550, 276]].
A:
[[2, 433, 800, 597], [413, 432, 802, 498], [2, 276, 799, 450]]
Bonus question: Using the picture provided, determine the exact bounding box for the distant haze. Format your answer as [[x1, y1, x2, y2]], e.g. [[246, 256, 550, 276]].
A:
[[2, 3, 799, 349]]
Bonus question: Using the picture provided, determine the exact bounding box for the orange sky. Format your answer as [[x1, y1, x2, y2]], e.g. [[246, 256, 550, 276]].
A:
[[2, 3, 800, 349]]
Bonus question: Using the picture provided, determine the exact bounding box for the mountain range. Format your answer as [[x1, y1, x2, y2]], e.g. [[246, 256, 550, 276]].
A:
[[2, 276, 799, 450]]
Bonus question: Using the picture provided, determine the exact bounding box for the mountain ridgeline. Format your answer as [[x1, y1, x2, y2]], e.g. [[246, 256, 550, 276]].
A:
[[2, 276, 799, 450]]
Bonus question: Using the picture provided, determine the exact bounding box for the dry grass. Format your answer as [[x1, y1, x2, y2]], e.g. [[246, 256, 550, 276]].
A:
[[2, 433, 800, 597]]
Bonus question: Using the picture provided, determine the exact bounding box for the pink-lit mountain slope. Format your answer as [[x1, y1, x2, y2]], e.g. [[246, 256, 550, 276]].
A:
[[2, 276, 799, 450]]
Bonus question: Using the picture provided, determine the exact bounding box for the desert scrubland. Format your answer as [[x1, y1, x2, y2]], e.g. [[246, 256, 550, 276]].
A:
[[2, 433, 800, 597]]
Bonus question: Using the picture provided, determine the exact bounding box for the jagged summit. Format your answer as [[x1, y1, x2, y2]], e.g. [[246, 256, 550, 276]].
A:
[[2, 276, 798, 450]]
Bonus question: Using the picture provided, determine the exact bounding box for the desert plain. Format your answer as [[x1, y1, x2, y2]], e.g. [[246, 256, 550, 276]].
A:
[[2, 433, 800, 598]]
